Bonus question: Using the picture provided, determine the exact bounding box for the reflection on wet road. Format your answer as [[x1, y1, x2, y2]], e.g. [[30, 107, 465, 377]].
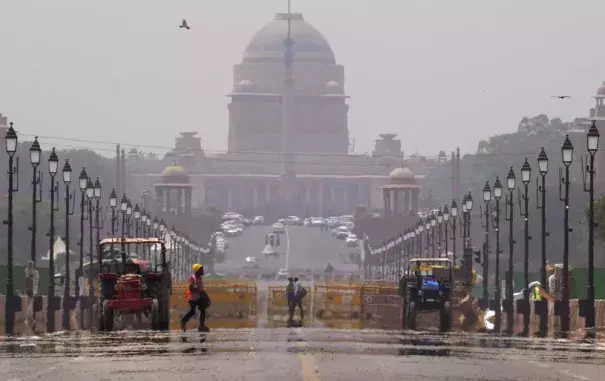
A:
[[2, 329, 604, 380]]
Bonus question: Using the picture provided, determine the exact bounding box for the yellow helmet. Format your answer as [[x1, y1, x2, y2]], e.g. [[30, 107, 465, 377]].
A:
[[192, 263, 203, 273]]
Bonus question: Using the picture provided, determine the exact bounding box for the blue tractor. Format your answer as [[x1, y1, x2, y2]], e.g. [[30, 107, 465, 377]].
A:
[[401, 258, 453, 332]]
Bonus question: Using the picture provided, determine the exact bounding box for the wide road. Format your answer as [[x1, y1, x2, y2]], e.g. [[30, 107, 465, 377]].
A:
[[2, 330, 604, 380], [218, 224, 352, 274]]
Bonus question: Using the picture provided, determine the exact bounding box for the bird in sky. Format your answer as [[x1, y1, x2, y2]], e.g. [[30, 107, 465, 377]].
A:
[[551, 95, 571, 99], [179, 19, 190, 30]]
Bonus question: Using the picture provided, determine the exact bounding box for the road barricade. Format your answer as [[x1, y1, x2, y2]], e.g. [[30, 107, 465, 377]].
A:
[[360, 282, 402, 329], [170, 279, 257, 329], [313, 283, 362, 324], [267, 285, 312, 324]]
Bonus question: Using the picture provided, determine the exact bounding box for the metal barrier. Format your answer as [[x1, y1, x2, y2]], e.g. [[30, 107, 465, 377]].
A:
[[170, 280, 257, 329], [361, 283, 402, 329], [313, 283, 362, 322]]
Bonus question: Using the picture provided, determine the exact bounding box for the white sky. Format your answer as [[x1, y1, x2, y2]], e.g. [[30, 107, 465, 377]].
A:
[[1, 0, 604, 158]]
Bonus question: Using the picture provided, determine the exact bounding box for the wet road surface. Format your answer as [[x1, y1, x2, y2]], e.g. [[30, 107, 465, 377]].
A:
[[2, 329, 604, 380]]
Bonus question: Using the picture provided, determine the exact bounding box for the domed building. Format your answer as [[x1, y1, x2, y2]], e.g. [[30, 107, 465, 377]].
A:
[[382, 167, 421, 216], [227, 13, 349, 154], [153, 163, 194, 215]]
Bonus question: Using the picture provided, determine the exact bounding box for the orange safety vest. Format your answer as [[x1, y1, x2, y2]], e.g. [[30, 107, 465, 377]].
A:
[[185, 274, 204, 301]]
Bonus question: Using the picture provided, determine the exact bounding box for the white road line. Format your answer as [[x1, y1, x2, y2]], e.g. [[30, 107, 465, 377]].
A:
[[7, 356, 85, 381], [528, 360, 591, 381]]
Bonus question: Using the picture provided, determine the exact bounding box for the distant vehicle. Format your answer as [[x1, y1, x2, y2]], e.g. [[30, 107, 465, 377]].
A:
[[221, 212, 242, 221], [335, 230, 349, 239], [282, 216, 302, 226], [303, 218, 310, 226], [242, 256, 260, 269], [310, 217, 324, 226], [253, 216, 265, 225], [345, 233, 358, 246], [276, 268, 289, 280], [273, 222, 285, 233], [332, 225, 349, 237]]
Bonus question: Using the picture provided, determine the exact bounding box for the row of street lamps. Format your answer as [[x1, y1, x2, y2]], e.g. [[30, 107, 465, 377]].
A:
[[367, 121, 601, 338], [3, 123, 209, 335]]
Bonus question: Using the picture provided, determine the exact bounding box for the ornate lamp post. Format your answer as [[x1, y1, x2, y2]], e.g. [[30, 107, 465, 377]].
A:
[[417, 222, 423, 257], [93, 178, 102, 263], [492, 177, 503, 333], [46, 148, 59, 333], [4, 123, 19, 335], [76, 167, 88, 328], [465, 192, 473, 248], [537, 147, 549, 337], [430, 214, 437, 258], [443, 205, 450, 257], [584, 121, 599, 338], [85, 177, 95, 328], [133, 204, 141, 254], [141, 211, 148, 258], [125, 200, 133, 254], [425, 218, 431, 257], [61, 159, 74, 330], [481, 181, 491, 310], [120, 194, 128, 260], [437, 208, 444, 257], [29, 137, 42, 264], [519, 158, 532, 337], [505, 166, 516, 335], [450, 200, 458, 265], [559, 135, 573, 335]]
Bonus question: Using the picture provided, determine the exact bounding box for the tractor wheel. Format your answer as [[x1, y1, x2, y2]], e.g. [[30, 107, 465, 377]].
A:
[[150, 299, 160, 331], [439, 301, 452, 332], [102, 300, 114, 332], [406, 301, 417, 331]]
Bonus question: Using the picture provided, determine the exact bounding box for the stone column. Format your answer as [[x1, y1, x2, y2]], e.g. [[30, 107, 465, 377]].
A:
[[227, 186, 233, 210], [165, 188, 172, 213], [402, 190, 409, 215], [412, 189, 419, 213], [177, 189, 183, 215], [253, 184, 259, 210], [383, 188, 388, 218], [343, 184, 349, 214]]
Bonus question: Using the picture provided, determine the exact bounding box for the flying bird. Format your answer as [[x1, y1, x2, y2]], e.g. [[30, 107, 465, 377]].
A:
[[179, 19, 190, 30], [551, 95, 571, 99]]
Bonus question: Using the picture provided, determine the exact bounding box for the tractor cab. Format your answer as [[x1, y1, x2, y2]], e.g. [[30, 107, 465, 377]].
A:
[[97, 237, 170, 331], [402, 257, 454, 332]]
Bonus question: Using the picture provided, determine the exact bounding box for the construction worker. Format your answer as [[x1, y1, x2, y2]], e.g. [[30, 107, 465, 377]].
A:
[[181, 263, 210, 333], [286, 277, 296, 324]]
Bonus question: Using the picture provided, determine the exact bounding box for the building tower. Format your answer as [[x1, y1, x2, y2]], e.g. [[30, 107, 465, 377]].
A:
[[282, 0, 295, 180]]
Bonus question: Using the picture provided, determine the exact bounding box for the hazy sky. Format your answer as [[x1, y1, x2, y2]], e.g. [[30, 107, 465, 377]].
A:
[[1, 0, 604, 158]]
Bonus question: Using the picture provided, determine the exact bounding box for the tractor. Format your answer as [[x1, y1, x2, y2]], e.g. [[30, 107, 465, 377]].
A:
[[97, 237, 171, 331], [401, 258, 453, 332]]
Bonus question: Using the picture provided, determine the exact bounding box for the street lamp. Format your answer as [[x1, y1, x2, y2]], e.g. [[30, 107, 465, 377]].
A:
[[133, 204, 141, 254], [93, 178, 102, 271], [76, 167, 88, 328], [437, 209, 443, 257], [450, 200, 458, 266], [493, 176, 502, 333], [481, 181, 491, 311], [417, 221, 424, 257], [47, 147, 59, 333], [85, 177, 96, 328], [109, 189, 117, 236], [29, 137, 42, 264], [537, 147, 549, 337], [61, 159, 74, 331], [120, 194, 128, 262], [559, 135, 573, 335], [430, 214, 436, 257], [4, 123, 19, 335], [519, 158, 531, 336], [125, 200, 132, 253], [442, 204, 450, 258], [584, 120, 600, 338], [505, 166, 516, 335]]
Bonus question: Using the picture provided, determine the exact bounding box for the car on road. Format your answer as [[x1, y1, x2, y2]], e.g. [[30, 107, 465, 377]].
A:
[[332, 225, 349, 237], [335, 230, 349, 239], [276, 268, 289, 280], [282, 216, 303, 226], [310, 217, 324, 227], [273, 222, 285, 233], [253, 216, 265, 225], [242, 256, 260, 269], [345, 233, 358, 246]]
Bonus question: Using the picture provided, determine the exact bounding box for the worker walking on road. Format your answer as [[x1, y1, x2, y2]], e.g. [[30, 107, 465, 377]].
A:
[[181, 263, 211, 333], [286, 277, 296, 324]]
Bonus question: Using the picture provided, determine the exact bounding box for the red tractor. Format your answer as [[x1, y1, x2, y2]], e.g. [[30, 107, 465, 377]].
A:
[[97, 238, 171, 331]]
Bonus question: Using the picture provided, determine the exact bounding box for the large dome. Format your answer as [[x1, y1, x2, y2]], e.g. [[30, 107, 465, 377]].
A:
[[243, 13, 336, 64]]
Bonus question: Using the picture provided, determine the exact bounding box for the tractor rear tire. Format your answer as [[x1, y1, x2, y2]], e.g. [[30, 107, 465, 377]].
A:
[[439, 301, 452, 332], [406, 301, 417, 331], [150, 299, 160, 330], [102, 300, 114, 332]]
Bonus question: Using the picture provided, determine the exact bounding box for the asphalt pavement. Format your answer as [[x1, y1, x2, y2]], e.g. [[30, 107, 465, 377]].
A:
[[2, 329, 604, 380]]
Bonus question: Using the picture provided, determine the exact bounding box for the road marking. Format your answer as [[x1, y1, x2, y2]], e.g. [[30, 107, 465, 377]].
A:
[[7, 356, 84, 381], [299, 353, 322, 381]]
